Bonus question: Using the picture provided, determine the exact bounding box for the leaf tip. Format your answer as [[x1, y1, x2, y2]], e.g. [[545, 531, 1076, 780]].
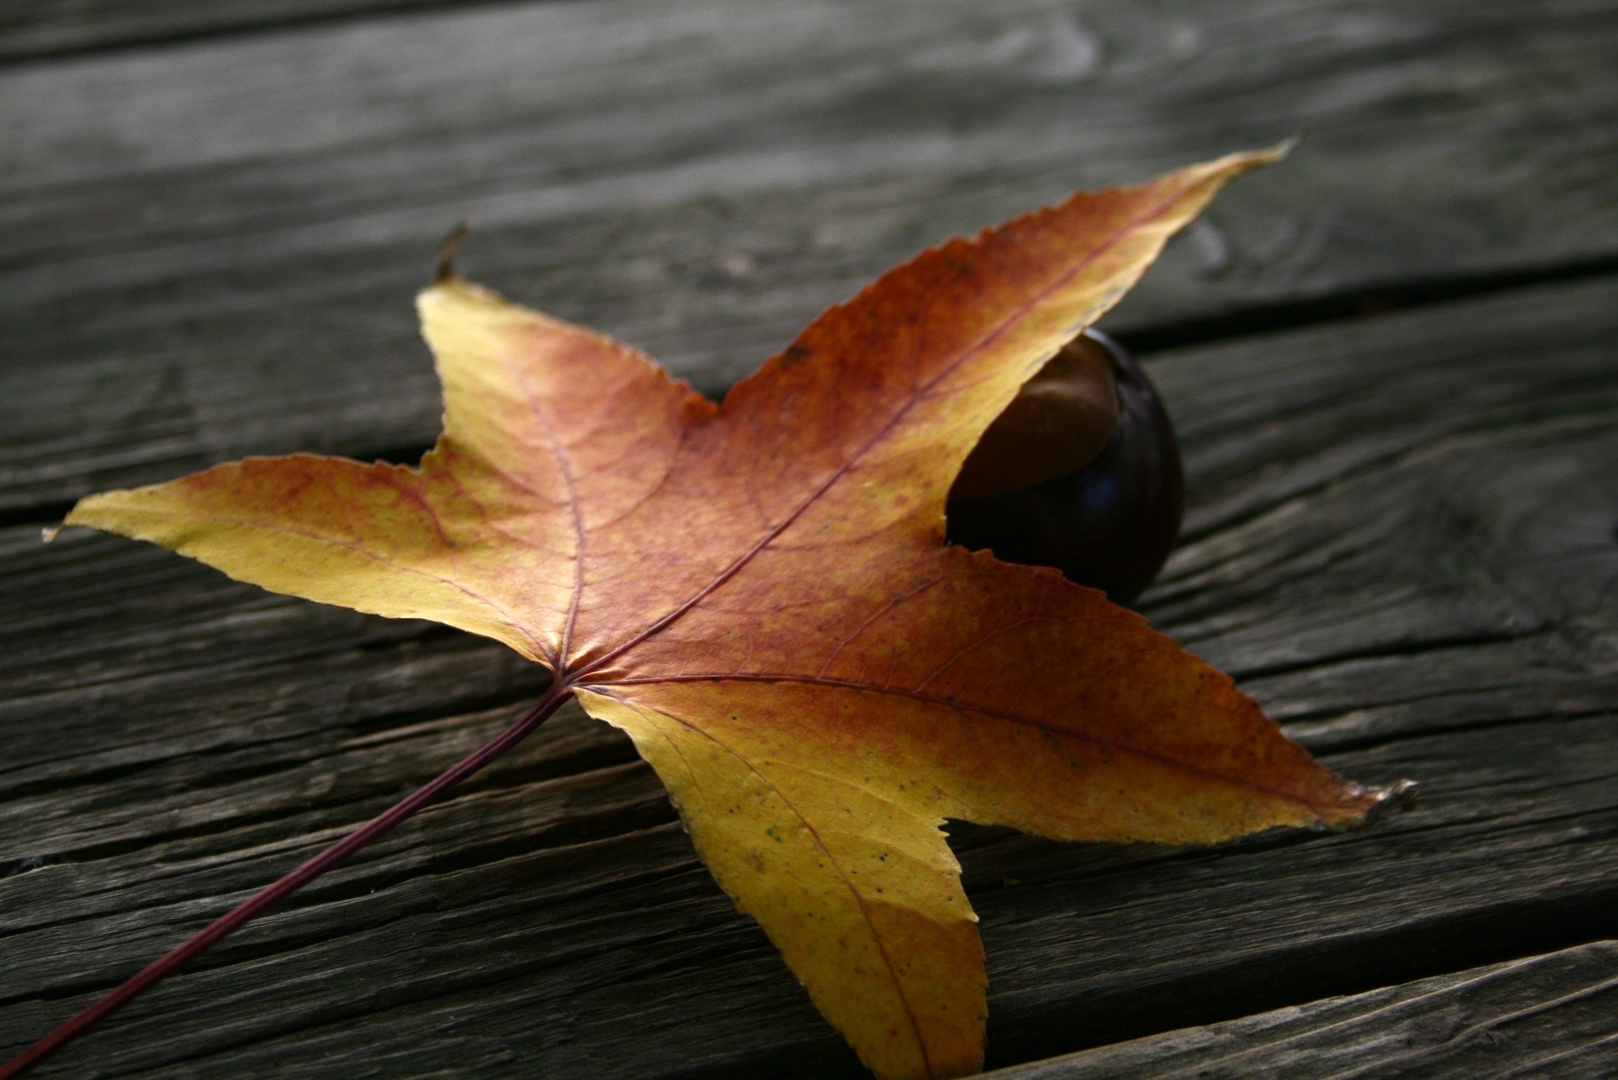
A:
[[434, 222, 472, 284], [57, 498, 91, 535], [1255, 135, 1300, 165], [1364, 777, 1421, 822], [1329, 777, 1419, 833], [1204, 139, 1296, 185], [59, 492, 112, 533]]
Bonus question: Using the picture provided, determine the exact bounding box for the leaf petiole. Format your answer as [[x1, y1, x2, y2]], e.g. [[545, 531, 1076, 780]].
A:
[[0, 681, 576, 1079]]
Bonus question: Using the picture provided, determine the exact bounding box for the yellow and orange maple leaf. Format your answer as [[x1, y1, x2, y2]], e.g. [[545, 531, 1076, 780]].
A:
[[65, 150, 1401, 1080]]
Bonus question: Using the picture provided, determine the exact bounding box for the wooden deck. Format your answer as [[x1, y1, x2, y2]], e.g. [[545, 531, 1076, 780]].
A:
[[3, 2, 1616, 1076]]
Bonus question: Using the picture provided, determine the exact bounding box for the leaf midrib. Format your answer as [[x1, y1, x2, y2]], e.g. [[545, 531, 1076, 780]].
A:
[[563, 177, 1202, 685], [592, 671, 1353, 818]]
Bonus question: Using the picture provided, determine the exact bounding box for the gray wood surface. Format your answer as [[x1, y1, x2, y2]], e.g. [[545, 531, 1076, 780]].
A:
[[4, 0, 1618, 515], [0, 0, 455, 61], [984, 939, 1618, 1079], [3, 1, 1617, 1078], [4, 275, 1616, 1077]]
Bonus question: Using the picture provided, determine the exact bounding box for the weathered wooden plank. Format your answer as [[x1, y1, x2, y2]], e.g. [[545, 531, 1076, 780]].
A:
[[0, 0, 447, 62], [3, 275, 1615, 1076], [982, 940, 1618, 1079], [4, 0, 1618, 514], [1146, 274, 1618, 686], [8, 712, 1614, 1079]]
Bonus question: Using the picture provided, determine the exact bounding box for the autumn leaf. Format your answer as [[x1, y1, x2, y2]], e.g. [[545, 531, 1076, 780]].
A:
[[63, 150, 1401, 1080]]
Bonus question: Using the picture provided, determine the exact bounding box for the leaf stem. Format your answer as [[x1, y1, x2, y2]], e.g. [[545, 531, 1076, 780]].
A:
[[0, 681, 576, 1080]]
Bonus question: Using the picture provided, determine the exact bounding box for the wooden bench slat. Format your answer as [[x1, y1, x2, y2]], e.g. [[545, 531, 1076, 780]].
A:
[[0, 0, 447, 62], [4, 0, 1617, 514], [982, 940, 1618, 1079], [4, 274, 1614, 1076]]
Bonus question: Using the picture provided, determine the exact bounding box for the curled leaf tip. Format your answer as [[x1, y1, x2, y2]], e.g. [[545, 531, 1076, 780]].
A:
[[1368, 778, 1421, 822], [1327, 778, 1420, 832], [435, 223, 472, 284], [1266, 134, 1302, 160], [40, 525, 61, 543], [1199, 141, 1294, 183]]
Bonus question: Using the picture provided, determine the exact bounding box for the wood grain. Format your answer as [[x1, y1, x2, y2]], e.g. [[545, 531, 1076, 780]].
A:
[[0, 0, 452, 61], [4, 274, 1614, 1077], [6, 1, 1617, 1075], [983, 940, 1618, 1079], [4, 0, 1618, 514]]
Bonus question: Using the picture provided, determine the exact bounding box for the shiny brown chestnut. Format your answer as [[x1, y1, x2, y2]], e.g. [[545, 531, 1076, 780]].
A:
[[945, 330, 1183, 606]]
